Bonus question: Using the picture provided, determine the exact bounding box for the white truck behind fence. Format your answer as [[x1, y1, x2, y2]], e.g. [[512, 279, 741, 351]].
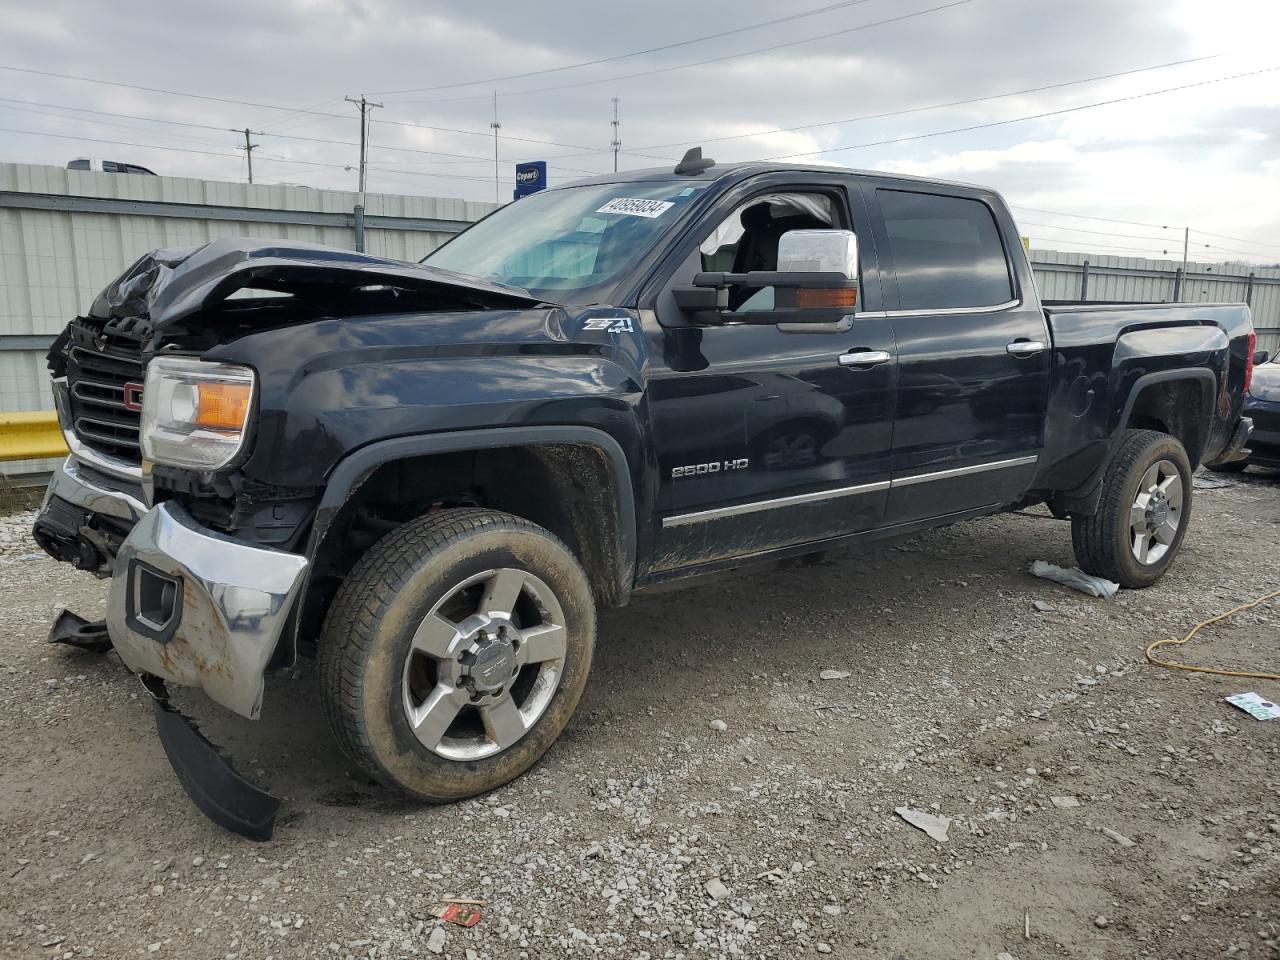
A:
[[2, 162, 1277, 477]]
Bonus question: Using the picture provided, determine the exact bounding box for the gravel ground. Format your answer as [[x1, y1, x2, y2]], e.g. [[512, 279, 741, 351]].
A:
[[1, 473, 1278, 960]]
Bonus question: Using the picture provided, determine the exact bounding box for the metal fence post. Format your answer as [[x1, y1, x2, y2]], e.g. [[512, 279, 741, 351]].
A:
[[1080, 260, 1090, 301], [353, 203, 365, 253], [1172, 267, 1183, 302], [1246, 272, 1255, 306]]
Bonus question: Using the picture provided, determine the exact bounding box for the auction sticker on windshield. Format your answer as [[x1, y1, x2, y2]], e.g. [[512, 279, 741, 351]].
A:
[[597, 198, 675, 218]]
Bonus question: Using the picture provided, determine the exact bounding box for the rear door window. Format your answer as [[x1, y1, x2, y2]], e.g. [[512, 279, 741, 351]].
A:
[[877, 189, 1013, 311]]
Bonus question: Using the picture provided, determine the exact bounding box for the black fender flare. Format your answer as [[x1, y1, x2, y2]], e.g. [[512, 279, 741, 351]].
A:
[[1057, 368, 1217, 515], [307, 425, 638, 584]]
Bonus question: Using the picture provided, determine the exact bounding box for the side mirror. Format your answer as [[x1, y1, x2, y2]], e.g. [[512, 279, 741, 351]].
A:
[[1254, 349, 1270, 366], [672, 229, 860, 328], [777, 229, 858, 279]]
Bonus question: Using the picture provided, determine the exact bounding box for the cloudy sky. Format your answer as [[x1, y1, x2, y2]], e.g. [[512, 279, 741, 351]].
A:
[[2, 0, 1279, 263]]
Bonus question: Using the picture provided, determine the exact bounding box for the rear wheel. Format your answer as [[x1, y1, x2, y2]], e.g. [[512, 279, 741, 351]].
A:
[[319, 509, 595, 801], [1071, 429, 1192, 588]]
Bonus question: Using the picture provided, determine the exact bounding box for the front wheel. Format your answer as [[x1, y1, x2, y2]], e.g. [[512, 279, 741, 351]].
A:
[[1071, 429, 1193, 588], [318, 509, 595, 802]]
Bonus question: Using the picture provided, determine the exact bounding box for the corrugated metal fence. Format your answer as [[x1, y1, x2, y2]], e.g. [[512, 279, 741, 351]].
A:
[[2, 162, 1278, 478], [1030, 248, 1280, 354]]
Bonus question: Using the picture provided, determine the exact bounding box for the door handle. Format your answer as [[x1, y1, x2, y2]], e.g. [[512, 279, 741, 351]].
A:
[[1006, 340, 1046, 357], [839, 349, 891, 368]]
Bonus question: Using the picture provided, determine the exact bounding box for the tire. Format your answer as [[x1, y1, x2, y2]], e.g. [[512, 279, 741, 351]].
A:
[[318, 508, 595, 802], [1071, 429, 1192, 589], [1207, 460, 1248, 474]]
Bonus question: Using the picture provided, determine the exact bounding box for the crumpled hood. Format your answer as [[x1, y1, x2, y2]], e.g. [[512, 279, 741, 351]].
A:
[[1249, 360, 1280, 403], [88, 236, 547, 328]]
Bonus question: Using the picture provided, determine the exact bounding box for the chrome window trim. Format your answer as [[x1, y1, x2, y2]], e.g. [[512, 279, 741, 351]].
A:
[[857, 299, 1022, 320], [663, 479, 891, 528], [663, 454, 1038, 527]]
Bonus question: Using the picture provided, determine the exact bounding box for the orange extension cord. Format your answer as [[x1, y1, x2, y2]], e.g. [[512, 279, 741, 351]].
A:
[[1145, 587, 1280, 681]]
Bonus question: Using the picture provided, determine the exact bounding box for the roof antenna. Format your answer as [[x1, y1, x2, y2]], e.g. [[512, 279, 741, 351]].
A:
[[674, 147, 715, 176]]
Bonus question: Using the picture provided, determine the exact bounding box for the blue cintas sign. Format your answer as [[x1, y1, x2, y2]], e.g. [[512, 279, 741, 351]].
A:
[[513, 161, 547, 200]]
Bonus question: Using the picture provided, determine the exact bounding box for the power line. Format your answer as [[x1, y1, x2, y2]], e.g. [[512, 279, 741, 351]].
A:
[[1190, 228, 1280, 254], [0, 95, 606, 174], [386, 0, 976, 103], [0, 126, 516, 185], [1028, 236, 1276, 264], [252, 95, 347, 134], [0, 98, 232, 150], [626, 55, 1216, 151], [0, 63, 613, 155], [371, 0, 881, 95], [1016, 207, 1280, 256], [761, 64, 1280, 160], [1010, 205, 1169, 229], [1015, 219, 1178, 245], [1025, 236, 1180, 257], [1018, 213, 1280, 263]]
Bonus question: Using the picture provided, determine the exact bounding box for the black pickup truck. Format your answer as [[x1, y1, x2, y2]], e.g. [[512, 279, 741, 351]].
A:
[[35, 151, 1256, 836]]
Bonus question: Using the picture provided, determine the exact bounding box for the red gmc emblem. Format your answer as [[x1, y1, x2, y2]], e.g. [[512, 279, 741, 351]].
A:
[[122, 382, 144, 412]]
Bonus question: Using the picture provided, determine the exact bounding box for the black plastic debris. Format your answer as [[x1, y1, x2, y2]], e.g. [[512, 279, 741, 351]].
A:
[[47, 609, 113, 653], [140, 676, 280, 842]]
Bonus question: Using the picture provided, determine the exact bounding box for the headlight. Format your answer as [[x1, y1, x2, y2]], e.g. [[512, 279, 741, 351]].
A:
[[141, 357, 256, 469]]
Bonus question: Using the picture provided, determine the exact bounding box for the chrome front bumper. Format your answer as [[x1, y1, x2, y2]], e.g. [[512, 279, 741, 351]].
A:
[[43, 454, 148, 525], [107, 503, 309, 719], [40, 456, 309, 719]]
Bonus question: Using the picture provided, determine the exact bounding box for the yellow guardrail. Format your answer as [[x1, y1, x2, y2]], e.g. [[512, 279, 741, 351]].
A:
[[0, 411, 69, 462]]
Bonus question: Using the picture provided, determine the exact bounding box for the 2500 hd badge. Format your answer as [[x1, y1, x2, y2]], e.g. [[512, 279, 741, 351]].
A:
[[672, 459, 750, 479]]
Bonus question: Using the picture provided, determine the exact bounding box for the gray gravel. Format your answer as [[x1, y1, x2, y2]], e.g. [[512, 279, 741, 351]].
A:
[[0, 509, 41, 562], [2, 470, 1279, 959]]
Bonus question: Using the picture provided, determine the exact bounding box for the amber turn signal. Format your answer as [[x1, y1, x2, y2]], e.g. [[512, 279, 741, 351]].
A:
[[195, 382, 253, 431], [795, 287, 858, 309]]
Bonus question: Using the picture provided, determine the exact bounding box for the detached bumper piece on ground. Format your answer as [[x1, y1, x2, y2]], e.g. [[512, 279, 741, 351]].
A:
[[37, 453, 298, 839], [140, 675, 280, 841], [46, 603, 282, 841], [47, 609, 113, 653]]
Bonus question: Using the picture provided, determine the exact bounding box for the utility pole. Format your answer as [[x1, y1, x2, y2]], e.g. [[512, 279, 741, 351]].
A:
[[1179, 226, 1190, 301], [610, 97, 621, 173], [490, 91, 501, 204], [231, 127, 261, 184], [345, 94, 383, 196]]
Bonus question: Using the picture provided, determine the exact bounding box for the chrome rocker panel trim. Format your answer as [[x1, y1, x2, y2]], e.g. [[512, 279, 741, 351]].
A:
[[663, 454, 1039, 527]]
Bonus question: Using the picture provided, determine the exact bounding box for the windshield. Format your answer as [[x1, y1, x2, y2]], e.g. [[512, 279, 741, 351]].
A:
[[422, 182, 702, 303]]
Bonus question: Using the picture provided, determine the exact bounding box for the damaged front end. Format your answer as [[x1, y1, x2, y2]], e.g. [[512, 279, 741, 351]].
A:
[[35, 238, 549, 837]]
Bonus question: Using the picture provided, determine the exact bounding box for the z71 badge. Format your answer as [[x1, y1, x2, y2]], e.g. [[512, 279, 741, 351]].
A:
[[672, 458, 749, 479], [583, 317, 633, 333]]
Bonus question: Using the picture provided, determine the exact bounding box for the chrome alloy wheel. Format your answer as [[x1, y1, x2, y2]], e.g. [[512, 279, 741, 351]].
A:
[[1129, 459, 1183, 565], [401, 568, 567, 761]]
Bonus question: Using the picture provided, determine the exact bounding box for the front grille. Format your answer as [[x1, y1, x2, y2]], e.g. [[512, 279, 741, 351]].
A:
[[65, 321, 145, 464]]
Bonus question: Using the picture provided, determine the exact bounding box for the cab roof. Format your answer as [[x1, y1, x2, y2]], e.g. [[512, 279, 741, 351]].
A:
[[557, 159, 991, 196]]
